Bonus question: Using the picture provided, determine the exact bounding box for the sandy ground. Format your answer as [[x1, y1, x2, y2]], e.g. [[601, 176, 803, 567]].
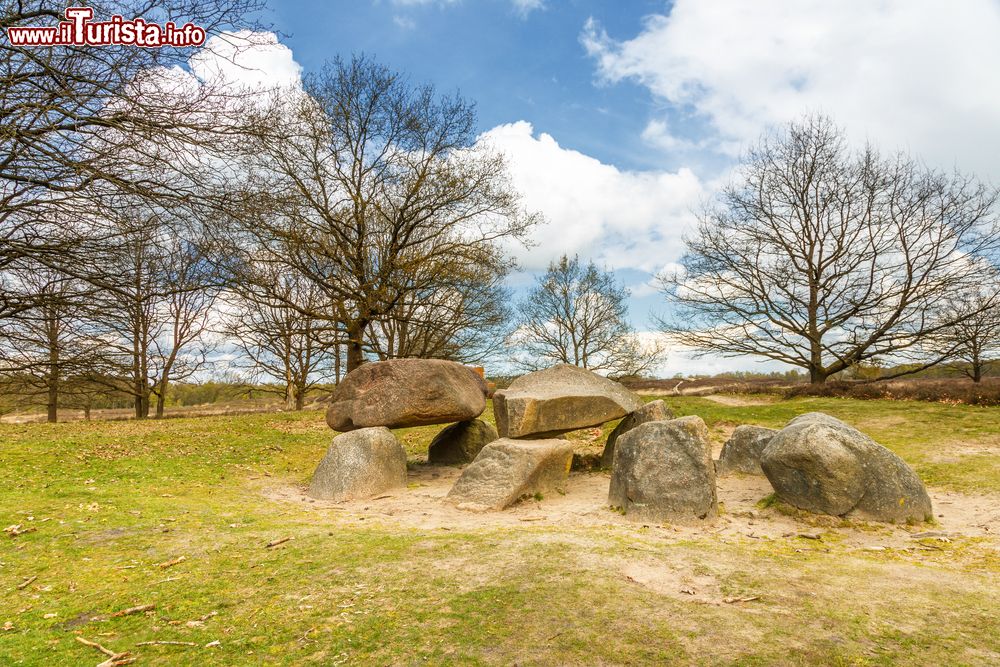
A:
[[265, 463, 999, 547]]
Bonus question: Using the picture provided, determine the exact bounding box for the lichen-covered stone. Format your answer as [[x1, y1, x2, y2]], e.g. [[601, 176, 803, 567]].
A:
[[608, 416, 717, 523], [601, 399, 673, 469], [325, 359, 487, 431], [427, 419, 498, 464], [760, 413, 932, 523], [308, 427, 407, 501], [446, 438, 574, 510], [493, 364, 643, 438]]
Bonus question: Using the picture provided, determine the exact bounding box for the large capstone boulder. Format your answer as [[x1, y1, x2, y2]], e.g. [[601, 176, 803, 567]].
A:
[[326, 359, 488, 431], [601, 399, 673, 469], [716, 425, 777, 475], [608, 416, 718, 523], [446, 438, 574, 510], [427, 419, 498, 465], [308, 427, 408, 501], [493, 364, 643, 438], [760, 412, 932, 523]]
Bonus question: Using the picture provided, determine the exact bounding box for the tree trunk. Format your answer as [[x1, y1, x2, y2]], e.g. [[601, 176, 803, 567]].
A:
[[155, 384, 167, 418], [295, 383, 306, 410], [346, 319, 368, 372], [809, 365, 828, 385], [46, 318, 59, 423], [334, 343, 341, 383], [285, 383, 297, 410]]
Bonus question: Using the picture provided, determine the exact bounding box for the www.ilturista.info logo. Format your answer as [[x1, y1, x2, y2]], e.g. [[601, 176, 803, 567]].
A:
[[5, 7, 206, 47]]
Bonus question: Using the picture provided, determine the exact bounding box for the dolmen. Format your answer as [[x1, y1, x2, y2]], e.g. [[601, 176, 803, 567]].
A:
[[448, 364, 643, 510], [309, 359, 490, 500]]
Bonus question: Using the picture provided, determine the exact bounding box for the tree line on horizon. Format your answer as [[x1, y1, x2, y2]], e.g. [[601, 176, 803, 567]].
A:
[[2, 1, 998, 422]]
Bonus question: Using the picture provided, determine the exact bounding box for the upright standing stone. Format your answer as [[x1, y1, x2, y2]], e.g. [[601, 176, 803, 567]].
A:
[[325, 359, 488, 431], [601, 400, 674, 469], [716, 425, 777, 475], [609, 416, 717, 523], [493, 364, 643, 438], [308, 427, 408, 501], [427, 419, 498, 464]]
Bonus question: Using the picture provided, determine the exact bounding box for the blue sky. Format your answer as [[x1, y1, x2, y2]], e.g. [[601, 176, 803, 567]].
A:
[[267, 1, 674, 171], [204, 0, 1000, 374]]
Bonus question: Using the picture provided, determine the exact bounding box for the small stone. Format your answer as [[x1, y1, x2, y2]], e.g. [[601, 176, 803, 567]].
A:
[[717, 425, 778, 475]]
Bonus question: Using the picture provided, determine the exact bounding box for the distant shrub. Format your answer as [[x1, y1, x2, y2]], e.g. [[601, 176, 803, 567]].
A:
[[783, 379, 1000, 406]]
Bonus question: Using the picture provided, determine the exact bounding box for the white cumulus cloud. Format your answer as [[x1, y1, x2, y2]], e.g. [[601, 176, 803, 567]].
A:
[[583, 0, 1000, 180], [479, 121, 704, 273]]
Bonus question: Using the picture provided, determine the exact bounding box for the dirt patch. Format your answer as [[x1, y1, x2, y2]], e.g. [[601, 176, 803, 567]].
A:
[[927, 436, 1000, 463], [702, 394, 777, 407], [262, 464, 999, 546]]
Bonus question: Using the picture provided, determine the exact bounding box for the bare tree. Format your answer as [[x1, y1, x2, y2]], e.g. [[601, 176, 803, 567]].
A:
[[370, 259, 514, 364], [1, 1, 266, 317], [93, 212, 220, 418], [510, 254, 665, 377], [659, 115, 1000, 384], [0, 265, 108, 421], [223, 266, 337, 410], [936, 283, 1000, 383], [223, 55, 537, 372]]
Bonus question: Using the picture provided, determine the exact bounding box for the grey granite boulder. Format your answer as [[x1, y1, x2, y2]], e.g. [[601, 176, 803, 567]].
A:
[[446, 438, 574, 510], [716, 425, 777, 475], [601, 399, 673, 469], [326, 359, 488, 431], [760, 412, 932, 523], [493, 364, 643, 438], [427, 419, 498, 464], [308, 427, 408, 501], [608, 416, 717, 523]]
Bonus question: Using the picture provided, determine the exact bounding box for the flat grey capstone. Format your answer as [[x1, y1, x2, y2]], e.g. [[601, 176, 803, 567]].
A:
[[493, 364, 644, 438]]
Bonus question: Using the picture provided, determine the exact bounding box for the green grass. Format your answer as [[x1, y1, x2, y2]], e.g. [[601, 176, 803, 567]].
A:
[[1, 396, 998, 665]]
